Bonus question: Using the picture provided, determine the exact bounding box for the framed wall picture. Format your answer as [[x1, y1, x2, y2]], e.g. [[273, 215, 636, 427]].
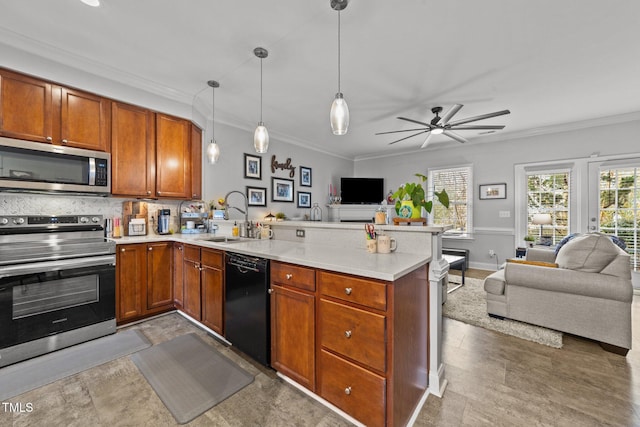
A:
[[244, 153, 262, 180], [297, 191, 311, 208], [246, 186, 267, 206], [272, 177, 294, 202], [300, 166, 312, 187], [479, 183, 507, 200]]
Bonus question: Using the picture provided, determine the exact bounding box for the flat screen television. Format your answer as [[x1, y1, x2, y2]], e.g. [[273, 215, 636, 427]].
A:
[[340, 177, 384, 204]]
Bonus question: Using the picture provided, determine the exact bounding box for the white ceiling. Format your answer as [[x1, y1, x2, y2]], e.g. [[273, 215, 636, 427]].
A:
[[1, 0, 639, 160]]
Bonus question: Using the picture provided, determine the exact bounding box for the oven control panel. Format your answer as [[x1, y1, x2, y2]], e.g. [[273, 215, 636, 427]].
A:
[[0, 215, 103, 228]]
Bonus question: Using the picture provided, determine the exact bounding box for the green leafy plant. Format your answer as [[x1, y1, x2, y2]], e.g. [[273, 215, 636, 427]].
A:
[[524, 235, 535, 242], [392, 173, 449, 214], [275, 212, 286, 220]]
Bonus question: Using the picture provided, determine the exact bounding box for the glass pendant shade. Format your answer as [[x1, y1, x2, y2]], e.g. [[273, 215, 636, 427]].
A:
[[254, 122, 269, 153], [330, 92, 349, 135], [207, 139, 220, 164]]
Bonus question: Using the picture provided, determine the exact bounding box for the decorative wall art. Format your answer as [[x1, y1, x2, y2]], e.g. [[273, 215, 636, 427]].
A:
[[244, 153, 262, 179], [479, 183, 507, 200], [272, 177, 294, 202], [246, 186, 267, 206], [271, 155, 296, 178], [297, 191, 311, 208], [300, 166, 312, 187]]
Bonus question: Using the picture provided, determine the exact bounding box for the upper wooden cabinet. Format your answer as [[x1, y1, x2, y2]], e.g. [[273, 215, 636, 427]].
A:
[[0, 69, 110, 151], [111, 101, 156, 197], [190, 124, 202, 200], [156, 113, 191, 199]]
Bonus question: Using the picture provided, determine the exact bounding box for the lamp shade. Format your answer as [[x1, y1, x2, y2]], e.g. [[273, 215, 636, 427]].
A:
[[330, 93, 349, 135], [206, 140, 220, 164], [532, 213, 552, 225], [254, 122, 269, 153]]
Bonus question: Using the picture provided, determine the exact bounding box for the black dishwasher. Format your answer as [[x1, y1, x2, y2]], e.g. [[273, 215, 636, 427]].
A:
[[224, 252, 270, 366]]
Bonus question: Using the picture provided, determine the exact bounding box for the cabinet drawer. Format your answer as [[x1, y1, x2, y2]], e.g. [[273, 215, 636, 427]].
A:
[[183, 245, 200, 262], [318, 271, 387, 311], [318, 349, 385, 427], [319, 299, 386, 372], [271, 261, 315, 292], [201, 248, 223, 269]]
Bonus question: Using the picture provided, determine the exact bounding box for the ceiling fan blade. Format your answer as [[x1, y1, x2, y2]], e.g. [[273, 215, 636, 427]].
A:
[[388, 130, 429, 145], [449, 125, 506, 130], [397, 117, 433, 128], [443, 130, 468, 143], [420, 133, 433, 149], [375, 127, 428, 135], [439, 104, 464, 125], [447, 109, 511, 126]]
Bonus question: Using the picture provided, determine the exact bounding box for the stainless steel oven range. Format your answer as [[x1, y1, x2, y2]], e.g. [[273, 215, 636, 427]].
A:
[[0, 214, 116, 367]]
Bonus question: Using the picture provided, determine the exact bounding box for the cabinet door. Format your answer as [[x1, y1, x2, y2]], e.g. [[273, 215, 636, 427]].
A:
[[60, 87, 110, 151], [111, 102, 155, 197], [201, 265, 223, 334], [0, 70, 53, 143], [190, 124, 202, 200], [146, 242, 173, 312], [183, 258, 202, 320], [116, 244, 146, 322], [155, 113, 191, 198], [270, 284, 315, 391], [173, 242, 184, 309]]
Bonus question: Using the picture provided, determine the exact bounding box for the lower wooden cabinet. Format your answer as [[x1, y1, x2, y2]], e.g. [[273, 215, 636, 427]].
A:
[[173, 242, 184, 309]]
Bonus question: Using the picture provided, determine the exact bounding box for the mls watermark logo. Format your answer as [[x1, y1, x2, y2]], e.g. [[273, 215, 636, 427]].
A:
[[2, 402, 34, 413]]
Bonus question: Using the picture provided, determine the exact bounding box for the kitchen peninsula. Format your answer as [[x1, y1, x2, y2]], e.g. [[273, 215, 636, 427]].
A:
[[115, 221, 450, 427]]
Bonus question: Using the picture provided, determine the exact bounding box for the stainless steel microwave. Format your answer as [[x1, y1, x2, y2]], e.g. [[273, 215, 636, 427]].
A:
[[0, 137, 110, 195]]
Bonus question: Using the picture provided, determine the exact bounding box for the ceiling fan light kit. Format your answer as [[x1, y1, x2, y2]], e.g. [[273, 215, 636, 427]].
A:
[[376, 104, 510, 148], [253, 47, 270, 153], [329, 0, 349, 136], [206, 80, 221, 164]]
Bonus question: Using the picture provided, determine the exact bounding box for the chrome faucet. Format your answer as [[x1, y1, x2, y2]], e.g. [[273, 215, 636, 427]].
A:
[[223, 190, 255, 237]]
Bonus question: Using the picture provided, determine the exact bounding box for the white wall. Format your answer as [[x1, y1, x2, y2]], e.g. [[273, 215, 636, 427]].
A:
[[354, 118, 640, 269]]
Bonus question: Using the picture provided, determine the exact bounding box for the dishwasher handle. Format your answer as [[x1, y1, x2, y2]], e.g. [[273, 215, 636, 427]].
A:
[[227, 260, 260, 273]]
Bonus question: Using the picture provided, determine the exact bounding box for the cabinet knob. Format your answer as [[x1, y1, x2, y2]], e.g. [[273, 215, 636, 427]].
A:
[[148, 247, 152, 251], [157, 191, 162, 195], [178, 246, 183, 251], [286, 273, 293, 280], [344, 387, 352, 396], [46, 136, 53, 141], [120, 248, 125, 252], [147, 191, 151, 195], [268, 289, 273, 294], [344, 330, 352, 339], [62, 139, 68, 144], [344, 287, 352, 295]]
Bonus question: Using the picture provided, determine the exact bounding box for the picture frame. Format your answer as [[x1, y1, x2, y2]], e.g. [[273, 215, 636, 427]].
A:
[[297, 191, 311, 208], [246, 186, 267, 207], [479, 183, 507, 200], [272, 177, 294, 202], [244, 153, 262, 180], [300, 166, 312, 187]]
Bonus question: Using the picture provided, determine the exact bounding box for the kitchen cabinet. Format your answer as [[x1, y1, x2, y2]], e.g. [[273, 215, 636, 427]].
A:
[[111, 101, 155, 197], [116, 242, 173, 324], [181, 245, 224, 335], [173, 242, 184, 309], [155, 113, 191, 199], [0, 69, 110, 151], [190, 124, 202, 200], [270, 261, 316, 391]]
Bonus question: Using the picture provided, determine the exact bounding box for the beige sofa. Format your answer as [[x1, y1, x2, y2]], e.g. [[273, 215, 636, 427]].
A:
[[484, 233, 633, 354]]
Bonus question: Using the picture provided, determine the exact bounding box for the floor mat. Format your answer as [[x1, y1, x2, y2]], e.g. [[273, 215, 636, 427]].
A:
[[130, 333, 254, 424]]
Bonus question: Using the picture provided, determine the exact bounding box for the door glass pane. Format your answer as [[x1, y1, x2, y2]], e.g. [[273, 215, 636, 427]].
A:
[[526, 172, 570, 245]]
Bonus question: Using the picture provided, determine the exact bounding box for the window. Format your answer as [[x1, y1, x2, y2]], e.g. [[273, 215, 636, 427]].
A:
[[526, 170, 570, 245], [429, 165, 472, 235], [598, 166, 639, 270]]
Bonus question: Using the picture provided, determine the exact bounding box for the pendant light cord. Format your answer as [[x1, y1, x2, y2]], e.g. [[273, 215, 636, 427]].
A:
[[211, 85, 215, 141], [337, 10, 341, 93], [260, 57, 263, 122]]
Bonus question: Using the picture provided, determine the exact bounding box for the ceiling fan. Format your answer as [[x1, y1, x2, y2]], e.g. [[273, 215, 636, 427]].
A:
[[376, 104, 510, 148]]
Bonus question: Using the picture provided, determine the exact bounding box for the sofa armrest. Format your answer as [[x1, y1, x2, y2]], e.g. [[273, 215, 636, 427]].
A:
[[526, 248, 556, 263], [504, 263, 633, 303]]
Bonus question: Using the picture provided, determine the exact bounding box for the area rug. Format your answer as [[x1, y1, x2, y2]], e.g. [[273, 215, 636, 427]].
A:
[[0, 329, 151, 401], [444, 276, 563, 348], [130, 333, 254, 424]]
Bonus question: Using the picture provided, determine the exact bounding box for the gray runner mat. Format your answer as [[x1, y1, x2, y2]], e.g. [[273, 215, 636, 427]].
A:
[[130, 333, 254, 424], [0, 329, 151, 401]]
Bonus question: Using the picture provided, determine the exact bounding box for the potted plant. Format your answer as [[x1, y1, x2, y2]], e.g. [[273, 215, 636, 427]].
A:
[[392, 173, 449, 219], [524, 235, 535, 247]]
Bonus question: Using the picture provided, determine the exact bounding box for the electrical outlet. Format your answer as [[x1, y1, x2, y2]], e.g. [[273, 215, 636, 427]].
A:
[[488, 249, 495, 257], [296, 229, 305, 238]]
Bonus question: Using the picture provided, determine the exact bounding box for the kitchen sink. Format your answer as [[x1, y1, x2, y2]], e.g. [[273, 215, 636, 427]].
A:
[[205, 236, 246, 244]]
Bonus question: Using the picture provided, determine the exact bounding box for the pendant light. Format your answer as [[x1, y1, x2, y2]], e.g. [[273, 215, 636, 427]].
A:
[[206, 80, 221, 164], [253, 47, 269, 153], [330, 0, 349, 135]]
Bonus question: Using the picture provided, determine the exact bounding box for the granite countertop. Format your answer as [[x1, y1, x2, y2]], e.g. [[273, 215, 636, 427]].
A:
[[113, 233, 431, 282]]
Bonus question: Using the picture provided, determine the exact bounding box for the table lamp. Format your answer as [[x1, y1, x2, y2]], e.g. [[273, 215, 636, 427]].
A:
[[532, 213, 552, 244]]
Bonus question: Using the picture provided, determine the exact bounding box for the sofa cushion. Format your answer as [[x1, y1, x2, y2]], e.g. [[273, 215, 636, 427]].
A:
[[483, 269, 506, 295], [555, 233, 622, 273]]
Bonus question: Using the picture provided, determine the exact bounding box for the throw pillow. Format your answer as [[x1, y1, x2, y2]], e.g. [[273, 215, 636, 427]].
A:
[[555, 233, 620, 273], [554, 233, 578, 255]]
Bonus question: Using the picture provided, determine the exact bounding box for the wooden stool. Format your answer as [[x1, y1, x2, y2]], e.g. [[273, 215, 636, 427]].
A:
[[392, 217, 427, 226]]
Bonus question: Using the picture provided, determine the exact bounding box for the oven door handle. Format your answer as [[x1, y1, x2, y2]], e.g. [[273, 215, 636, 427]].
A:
[[0, 255, 116, 279]]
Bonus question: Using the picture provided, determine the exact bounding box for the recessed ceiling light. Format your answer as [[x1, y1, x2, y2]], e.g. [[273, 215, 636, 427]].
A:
[[81, 0, 101, 7]]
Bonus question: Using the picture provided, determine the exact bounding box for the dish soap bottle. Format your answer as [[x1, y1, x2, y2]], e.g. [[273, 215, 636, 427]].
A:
[[232, 221, 239, 237]]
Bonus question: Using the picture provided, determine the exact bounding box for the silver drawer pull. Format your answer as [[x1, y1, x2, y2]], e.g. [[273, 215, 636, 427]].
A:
[[344, 330, 352, 339], [344, 386, 352, 396], [345, 287, 352, 295], [286, 273, 293, 280]]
